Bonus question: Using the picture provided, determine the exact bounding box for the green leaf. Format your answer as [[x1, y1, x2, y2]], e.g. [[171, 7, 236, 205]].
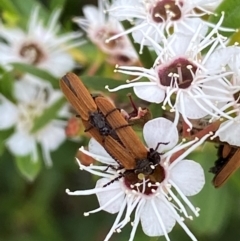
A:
[[50, 0, 66, 10], [11, 0, 48, 21], [149, 238, 159, 241], [122, 20, 154, 69], [0, 0, 19, 15], [30, 97, 65, 134], [81, 75, 134, 102], [149, 102, 163, 119], [11, 63, 58, 88], [208, 0, 240, 37], [188, 143, 233, 235], [15, 154, 42, 181], [0, 68, 15, 101], [81, 75, 125, 91]]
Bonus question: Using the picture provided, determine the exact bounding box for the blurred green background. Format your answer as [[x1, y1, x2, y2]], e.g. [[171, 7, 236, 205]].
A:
[[1, 0, 240, 241]]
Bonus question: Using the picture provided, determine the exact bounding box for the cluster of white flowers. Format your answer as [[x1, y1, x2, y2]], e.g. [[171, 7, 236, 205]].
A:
[[1, 0, 240, 240], [66, 0, 240, 241], [0, 7, 83, 167], [73, 0, 138, 65]]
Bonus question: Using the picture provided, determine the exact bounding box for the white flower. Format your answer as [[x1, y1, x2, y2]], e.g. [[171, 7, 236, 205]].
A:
[[205, 45, 240, 146], [0, 81, 68, 166], [212, 114, 240, 146], [73, 0, 138, 65], [0, 7, 82, 80], [66, 117, 210, 241], [106, 0, 222, 51], [106, 18, 235, 129], [205, 44, 240, 86]]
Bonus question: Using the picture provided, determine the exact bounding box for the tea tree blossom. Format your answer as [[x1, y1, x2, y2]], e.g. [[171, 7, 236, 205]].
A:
[[73, 0, 138, 65], [106, 18, 235, 129], [67, 117, 211, 240], [106, 0, 222, 51], [207, 45, 240, 146], [0, 7, 82, 79], [0, 81, 68, 166]]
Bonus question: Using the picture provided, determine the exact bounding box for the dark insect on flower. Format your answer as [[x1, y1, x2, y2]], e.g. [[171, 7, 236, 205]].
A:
[[60, 73, 135, 170], [210, 144, 240, 188], [60, 73, 167, 178], [95, 96, 168, 176]]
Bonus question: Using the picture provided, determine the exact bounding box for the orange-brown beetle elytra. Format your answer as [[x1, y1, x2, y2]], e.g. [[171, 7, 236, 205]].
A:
[[60, 73, 166, 177], [60, 73, 97, 121], [95, 96, 167, 175], [60, 73, 135, 170], [60, 73, 118, 142], [210, 144, 240, 188]]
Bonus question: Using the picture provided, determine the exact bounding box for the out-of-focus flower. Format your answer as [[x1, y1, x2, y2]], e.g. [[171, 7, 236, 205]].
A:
[[67, 117, 210, 241], [207, 45, 240, 146], [106, 18, 236, 129], [106, 0, 222, 51], [0, 81, 68, 166], [0, 7, 82, 80], [73, 0, 138, 66]]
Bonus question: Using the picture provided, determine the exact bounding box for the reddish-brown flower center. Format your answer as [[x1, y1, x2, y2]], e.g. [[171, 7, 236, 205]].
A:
[[19, 42, 45, 65], [123, 165, 165, 195], [151, 0, 183, 23], [157, 57, 197, 89]]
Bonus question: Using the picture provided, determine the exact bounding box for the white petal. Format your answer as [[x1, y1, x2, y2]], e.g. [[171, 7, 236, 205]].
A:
[[169, 160, 205, 196], [169, 34, 193, 55], [0, 96, 18, 129], [83, 5, 103, 25], [14, 80, 40, 103], [36, 122, 66, 151], [217, 120, 240, 146], [143, 117, 179, 152], [47, 88, 63, 105], [176, 93, 210, 119], [140, 198, 176, 236], [109, 0, 141, 21], [6, 131, 36, 156], [174, 18, 207, 39], [39, 51, 76, 77], [133, 85, 165, 103], [88, 138, 113, 159], [205, 46, 238, 71], [96, 178, 125, 214]]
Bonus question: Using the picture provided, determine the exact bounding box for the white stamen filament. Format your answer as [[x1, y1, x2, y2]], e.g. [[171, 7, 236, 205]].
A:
[[106, 22, 149, 46], [163, 138, 199, 164], [66, 184, 119, 196], [168, 182, 200, 217], [162, 197, 198, 241], [77, 163, 115, 179], [164, 186, 193, 219], [129, 199, 145, 241], [151, 198, 171, 241], [104, 198, 127, 241], [116, 196, 141, 230], [86, 192, 124, 215], [79, 146, 116, 165], [105, 81, 157, 92], [170, 133, 212, 168]]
